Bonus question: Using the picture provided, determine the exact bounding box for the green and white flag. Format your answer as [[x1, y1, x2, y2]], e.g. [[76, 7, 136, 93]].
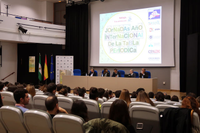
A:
[[38, 53, 42, 81]]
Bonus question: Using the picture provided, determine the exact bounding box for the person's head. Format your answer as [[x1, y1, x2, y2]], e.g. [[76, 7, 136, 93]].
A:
[[0, 82, 4, 92], [181, 96, 200, 117], [7, 85, 18, 92], [4, 82, 9, 87], [14, 88, 30, 105], [26, 85, 36, 97], [115, 90, 121, 98], [171, 95, 179, 102], [136, 91, 155, 106], [136, 88, 145, 95], [108, 99, 131, 127], [73, 87, 80, 95], [58, 88, 68, 96], [56, 84, 63, 92], [196, 96, 200, 107], [47, 83, 57, 94], [130, 69, 133, 74], [108, 90, 113, 98], [98, 88, 105, 98], [23, 83, 27, 88], [91, 68, 94, 73], [148, 92, 154, 98], [15, 82, 20, 86], [89, 87, 98, 101], [103, 91, 109, 99], [114, 68, 117, 73], [104, 68, 108, 73], [141, 68, 146, 73], [131, 91, 137, 98], [155, 92, 165, 101], [119, 89, 131, 107], [165, 95, 171, 100], [17, 84, 24, 89], [45, 96, 59, 113], [78, 88, 85, 98], [67, 87, 71, 93], [70, 100, 88, 122], [187, 92, 197, 98]]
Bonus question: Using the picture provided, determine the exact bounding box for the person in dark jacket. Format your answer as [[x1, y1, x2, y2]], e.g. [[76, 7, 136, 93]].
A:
[[44, 83, 56, 96]]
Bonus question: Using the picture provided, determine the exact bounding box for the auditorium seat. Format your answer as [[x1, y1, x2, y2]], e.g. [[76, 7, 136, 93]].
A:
[[129, 102, 151, 110], [0, 119, 7, 133], [68, 95, 83, 101], [101, 102, 112, 118], [118, 70, 125, 77], [131, 98, 136, 102], [129, 105, 160, 133], [0, 91, 15, 106], [36, 91, 44, 95], [33, 95, 48, 111], [133, 72, 139, 78], [25, 94, 34, 109], [146, 71, 151, 78], [53, 114, 85, 133], [58, 97, 73, 112], [79, 99, 101, 120], [56, 94, 65, 97], [192, 112, 200, 131], [67, 93, 74, 96], [156, 104, 178, 112], [107, 98, 118, 102], [153, 101, 166, 106], [98, 98, 104, 104], [166, 101, 180, 105], [24, 110, 53, 133], [102, 70, 110, 77], [35, 89, 40, 93], [0, 106, 28, 133], [102, 97, 107, 102], [73, 69, 81, 76]]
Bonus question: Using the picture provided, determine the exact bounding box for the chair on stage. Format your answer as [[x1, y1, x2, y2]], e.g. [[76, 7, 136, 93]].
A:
[[102, 70, 110, 77], [133, 72, 139, 78], [73, 69, 81, 76], [118, 70, 125, 77], [146, 71, 151, 78]]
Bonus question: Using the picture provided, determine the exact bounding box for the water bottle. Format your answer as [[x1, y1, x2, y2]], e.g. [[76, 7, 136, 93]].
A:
[[86, 73, 87, 76]]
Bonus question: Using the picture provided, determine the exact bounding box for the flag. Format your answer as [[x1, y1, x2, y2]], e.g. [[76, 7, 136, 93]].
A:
[[38, 53, 42, 81], [44, 55, 48, 80], [50, 55, 54, 81]]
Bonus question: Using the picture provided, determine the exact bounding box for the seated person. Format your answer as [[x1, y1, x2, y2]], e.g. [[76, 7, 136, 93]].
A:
[[102, 68, 110, 77], [56, 84, 63, 92], [136, 91, 155, 106], [14, 88, 30, 113], [7, 85, 18, 92], [89, 69, 97, 76], [0, 82, 4, 107], [112, 68, 121, 77], [44, 83, 57, 96], [90, 87, 101, 109], [165, 95, 171, 100], [128, 69, 136, 78], [171, 95, 179, 102], [155, 92, 165, 102], [58, 88, 68, 96], [136, 88, 145, 95], [115, 90, 121, 98], [148, 92, 154, 98], [119, 89, 131, 107], [139, 68, 149, 78], [108, 90, 114, 99], [131, 91, 137, 98], [45, 96, 68, 118], [26, 85, 36, 98], [73, 87, 80, 96], [78, 88, 85, 98], [98, 88, 105, 98], [70, 100, 88, 122]]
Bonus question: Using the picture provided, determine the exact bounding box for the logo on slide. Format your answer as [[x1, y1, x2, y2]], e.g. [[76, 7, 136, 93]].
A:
[[148, 50, 160, 54], [148, 9, 160, 20], [149, 28, 153, 32]]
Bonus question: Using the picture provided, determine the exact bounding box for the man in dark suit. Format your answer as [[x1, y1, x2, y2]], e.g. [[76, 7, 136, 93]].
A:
[[112, 68, 121, 77], [128, 69, 136, 78], [102, 68, 110, 77], [139, 68, 149, 78], [89, 69, 97, 76]]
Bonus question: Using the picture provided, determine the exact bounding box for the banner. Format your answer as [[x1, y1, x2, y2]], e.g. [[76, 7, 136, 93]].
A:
[[29, 56, 35, 72]]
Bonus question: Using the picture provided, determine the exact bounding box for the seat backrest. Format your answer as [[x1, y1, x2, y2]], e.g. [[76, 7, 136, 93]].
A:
[[79, 99, 100, 120], [68, 95, 83, 101], [94, 70, 98, 76], [129, 102, 151, 110], [133, 72, 139, 78], [36, 91, 44, 95], [131, 98, 136, 102], [35, 89, 40, 93], [33, 95, 48, 111], [0, 106, 27, 133], [156, 104, 178, 112], [146, 71, 151, 78], [73, 69, 81, 76], [98, 98, 104, 104], [25, 94, 34, 109], [118, 70, 125, 77], [166, 101, 179, 105], [0, 117, 7, 133], [56, 94, 65, 97], [192, 112, 200, 131], [0, 91, 15, 106], [102, 97, 107, 102], [101, 102, 112, 118], [129, 105, 160, 133], [107, 98, 118, 102], [58, 97, 73, 112], [67, 93, 74, 96], [53, 114, 84, 133], [153, 101, 166, 106], [24, 109, 53, 133]]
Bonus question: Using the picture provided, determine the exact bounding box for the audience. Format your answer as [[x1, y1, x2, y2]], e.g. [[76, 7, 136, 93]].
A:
[[73, 87, 80, 96], [119, 89, 131, 107], [171, 95, 179, 102], [67, 86, 71, 93], [0, 82, 4, 107], [58, 88, 68, 96], [187, 92, 197, 98], [131, 91, 137, 98], [14, 88, 30, 113], [3, 81, 9, 91], [108, 90, 114, 99], [181, 96, 200, 118], [108, 99, 136, 133], [148, 92, 154, 98], [115, 90, 121, 98], [90, 87, 101, 109], [181, 95, 186, 100], [136, 91, 155, 106], [165, 95, 171, 100], [196, 96, 200, 107], [70, 100, 88, 122], [23, 83, 27, 89], [7, 85, 18, 92], [44, 83, 57, 96], [45, 96, 68, 118], [56, 84, 63, 92], [98, 88, 105, 98], [26, 85, 36, 98], [78, 88, 85, 98], [103, 90, 109, 100], [136, 88, 145, 95], [155, 92, 165, 102]]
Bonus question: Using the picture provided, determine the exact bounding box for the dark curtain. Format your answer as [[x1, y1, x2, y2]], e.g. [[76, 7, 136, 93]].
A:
[[65, 4, 88, 75], [180, 0, 200, 92]]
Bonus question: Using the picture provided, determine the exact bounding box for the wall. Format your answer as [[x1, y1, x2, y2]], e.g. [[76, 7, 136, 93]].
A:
[[0, 42, 17, 84]]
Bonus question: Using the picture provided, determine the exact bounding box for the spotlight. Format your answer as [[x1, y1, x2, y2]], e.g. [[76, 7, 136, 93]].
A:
[[18, 26, 27, 34]]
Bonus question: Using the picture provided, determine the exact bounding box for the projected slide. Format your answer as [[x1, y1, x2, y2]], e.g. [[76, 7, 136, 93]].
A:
[[100, 6, 162, 64]]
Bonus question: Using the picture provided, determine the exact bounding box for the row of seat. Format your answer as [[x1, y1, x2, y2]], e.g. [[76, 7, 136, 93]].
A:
[[73, 69, 151, 78]]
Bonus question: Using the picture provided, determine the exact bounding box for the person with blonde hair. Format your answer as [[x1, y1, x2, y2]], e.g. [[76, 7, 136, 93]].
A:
[[119, 89, 131, 107], [136, 91, 155, 106], [26, 84, 36, 97]]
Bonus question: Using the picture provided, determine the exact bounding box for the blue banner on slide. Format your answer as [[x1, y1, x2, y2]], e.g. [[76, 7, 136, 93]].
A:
[[148, 9, 161, 20]]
